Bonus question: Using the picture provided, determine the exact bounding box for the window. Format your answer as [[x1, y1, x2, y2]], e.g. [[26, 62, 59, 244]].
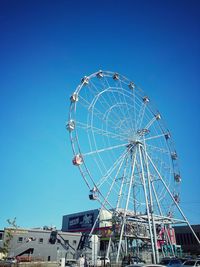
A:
[[160, 260, 170, 265], [171, 260, 181, 264], [188, 233, 191, 244], [176, 233, 180, 244], [183, 261, 196, 266], [185, 234, 189, 245], [65, 240, 69, 245], [179, 234, 184, 244], [73, 240, 77, 245], [190, 233, 194, 244], [39, 238, 43, 244], [186, 233, 191, 244], [18, 237, 23, 243], [0, 233, 3, 240]]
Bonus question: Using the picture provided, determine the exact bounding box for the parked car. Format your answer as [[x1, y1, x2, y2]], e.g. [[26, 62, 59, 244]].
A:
[[159, 258, 182, 267], [125, 264, 166, 267], [97, 256, 110, 266], [182, 260, 200, 267], [178, 258, 194, 264], [122, 255, 145, 267], [1, 257, 17, 264], [88, 256, 110, 266]]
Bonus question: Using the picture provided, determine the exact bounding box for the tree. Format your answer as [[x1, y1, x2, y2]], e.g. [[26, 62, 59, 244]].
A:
[[2, 217, 19, 256]]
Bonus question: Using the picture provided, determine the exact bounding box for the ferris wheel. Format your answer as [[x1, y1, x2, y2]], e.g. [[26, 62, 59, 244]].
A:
[[66, 70, 199, 262]]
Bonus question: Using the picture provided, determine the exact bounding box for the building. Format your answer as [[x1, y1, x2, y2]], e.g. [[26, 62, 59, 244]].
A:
[[0, 227, 81, 262], [62, 209, 112, 233], [174, 224, 200, 255], [62, 209, 113, 258]]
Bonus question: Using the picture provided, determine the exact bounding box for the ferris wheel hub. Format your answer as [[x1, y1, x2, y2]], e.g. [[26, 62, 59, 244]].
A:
[[127, 141, 143, 152]]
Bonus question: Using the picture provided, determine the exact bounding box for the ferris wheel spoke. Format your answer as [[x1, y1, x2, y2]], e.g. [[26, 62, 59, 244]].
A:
[[103, 77, 130, 129], [118, 79, 135, 133], [108, 117, 132, 137], [87, 85, 124, 125], [146, 143, 170, 155], [78, 94, 92, 107], [132, 88, 137, 133], [137, 103, 147, 131], [80, 96, 131, 136], [97, 148, 130, 188], [82, 142, 128, 157], [89, 80, 126, 123], [102, 102, 133, 134], [87, 80, 101, 96], [98, 84, 137, 136], [145, 133, 166, 141], [144, 116, 157, 130], [102, 74, 111, 89], [78, 94, 109, 120], [89, 107, 128, 135], [78, 93, 113, 123], [103, 103, 133, 134], [104, 103, 127, 126], [76, 121, 128, 141], [87, 98, 129, 184], [102, 78, 125, 118], [135, 101, 145, 131]]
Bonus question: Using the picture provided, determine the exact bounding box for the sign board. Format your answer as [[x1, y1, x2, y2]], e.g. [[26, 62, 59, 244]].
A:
[[68, 213, 94, 230]]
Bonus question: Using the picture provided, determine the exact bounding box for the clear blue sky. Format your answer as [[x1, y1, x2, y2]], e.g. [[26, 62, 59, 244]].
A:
[[0, 0, 200, 229]]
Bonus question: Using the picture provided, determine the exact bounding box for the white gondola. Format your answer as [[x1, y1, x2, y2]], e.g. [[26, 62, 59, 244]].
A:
[[70, 93, 79, 103], [128, 82, 135, 90], [165, 132, 171, 140], [143, 96, 150, 103], [155, 113, 161, 120], [89, 187, 98, 200], [96, 70, 104, 78], [174, 174, 181, 183], [113, 73, 119, 80], [66, 120, 75, 132], [167, 211, 173, 218], [81, 76, 89, 85], [174, 194, 180, 203], [72, 154, 83, 166], [171, 152, 178, 160]]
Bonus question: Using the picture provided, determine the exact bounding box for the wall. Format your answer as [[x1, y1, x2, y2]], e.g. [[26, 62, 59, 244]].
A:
[[174, 224, 200, 254], [1, 228, 81, 262]]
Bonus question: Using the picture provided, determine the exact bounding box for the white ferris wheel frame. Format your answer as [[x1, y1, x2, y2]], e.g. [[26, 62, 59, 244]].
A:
[[67, 70, 200, 263]]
